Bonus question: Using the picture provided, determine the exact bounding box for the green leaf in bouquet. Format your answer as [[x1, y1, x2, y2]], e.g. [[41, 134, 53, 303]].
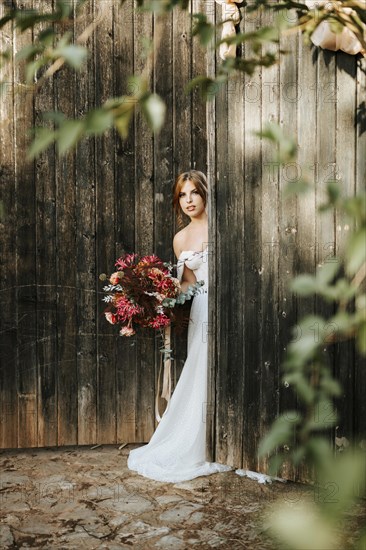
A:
[[161, 297, 176, 307]]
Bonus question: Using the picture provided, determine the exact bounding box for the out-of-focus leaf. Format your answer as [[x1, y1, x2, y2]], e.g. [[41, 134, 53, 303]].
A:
[[357, 321, 366, 355], [319, 376, 342, 397], [38, 28, 56, 46], [316, 260, 341, 286], [85, 109, 113, 135], [326, 179, 342, 204], [192, 13, 215, 46], [345, 228, 366, 276], [57, 119, 84, 155], [15, 44, 44, 62], [268, 500, 339, 550], [257, 122, 297, 163], [258, 413, 300, 457], [344, 194, 366, 225], [53, 44, 88, 69], [27, 127, 56, 159], [285, 372, 315, 404], [290, 274, 317, 295], [115, 110, 134, 140], [42, 110, 67, 125], [25, 58, 46, 83], [283, 178, 311, 198], [141, 93, 166, 132], [185, 75, 223, 101]]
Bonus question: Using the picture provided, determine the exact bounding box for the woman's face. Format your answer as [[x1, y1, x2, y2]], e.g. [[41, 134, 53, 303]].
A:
[[178, 180, 206, 219]]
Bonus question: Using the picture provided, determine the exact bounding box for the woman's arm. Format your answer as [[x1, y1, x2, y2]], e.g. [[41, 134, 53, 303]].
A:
[[179, 265, 197, 294]]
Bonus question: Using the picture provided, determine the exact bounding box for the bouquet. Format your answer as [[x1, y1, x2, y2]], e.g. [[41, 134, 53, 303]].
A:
[[100, 251, 205, 422], [100, 251, 204, 337]]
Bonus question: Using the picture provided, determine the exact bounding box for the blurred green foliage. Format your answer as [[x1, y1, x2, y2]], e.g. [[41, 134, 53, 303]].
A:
[[257, 123, 366, 550], [1, 1, 365, 156]]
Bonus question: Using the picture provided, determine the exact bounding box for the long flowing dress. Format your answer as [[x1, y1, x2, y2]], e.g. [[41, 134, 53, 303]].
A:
[[127, 246, 233, 482]]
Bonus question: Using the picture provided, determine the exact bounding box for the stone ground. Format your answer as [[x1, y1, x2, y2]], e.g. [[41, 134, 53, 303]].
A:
[[0, 445, 365, 549]]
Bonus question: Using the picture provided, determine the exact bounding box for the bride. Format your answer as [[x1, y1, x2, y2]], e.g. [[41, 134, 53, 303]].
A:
[[127, 170, 233, 483]]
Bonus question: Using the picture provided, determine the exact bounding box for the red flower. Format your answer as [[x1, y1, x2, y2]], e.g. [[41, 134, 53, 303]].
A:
[[149, 313, 170, 329], [114, 295, 143, 322], [115, 253, 138, 270]]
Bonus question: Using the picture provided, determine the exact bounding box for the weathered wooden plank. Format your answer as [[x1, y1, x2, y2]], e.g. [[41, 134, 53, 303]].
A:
[[294, 35, 318, 483], [192, 0, 208, 173], [259, 6, 281, 476], [33, 0, 57, 448], [172, 3, 192, 176], [214, 0, 247, 468], [133, 4, 155, 442], [95, 0, 117, 445], [170, 3, 193, 424], [74, 0, 97, 445], [0, 4, 18, 449], [55, 26, 78, 446], [114, 0, 138, 445], [241, 5, 263, 472], [334, 52, 357, 446], [153, 9, 175, 428], [14, 3, 37, 448]]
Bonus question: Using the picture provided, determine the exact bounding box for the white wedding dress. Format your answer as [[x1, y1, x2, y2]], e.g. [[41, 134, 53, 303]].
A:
[[127, 246, 233, 482]]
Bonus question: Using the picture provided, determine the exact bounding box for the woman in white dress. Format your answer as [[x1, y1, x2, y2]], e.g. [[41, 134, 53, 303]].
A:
[[127, 170, 233, 483]]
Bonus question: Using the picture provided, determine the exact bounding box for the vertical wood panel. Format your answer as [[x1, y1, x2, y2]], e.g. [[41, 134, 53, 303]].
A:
[[55, 21, 78, 446], [75, 0, 97, 445], [34, 0, 57, 447], [259, 6, 281, 474], [95, 1, 117, 445], [334, 53, 357, 445], [241, 6, 263, 471], [114, 0, 137, 444], [171, 5, 193, 400], [134, 6, 155, 442], [0, 4, 17, 448], [315, 51, 337, 469], [295, 36, 318, 482], [14, 6, 37, 447]]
